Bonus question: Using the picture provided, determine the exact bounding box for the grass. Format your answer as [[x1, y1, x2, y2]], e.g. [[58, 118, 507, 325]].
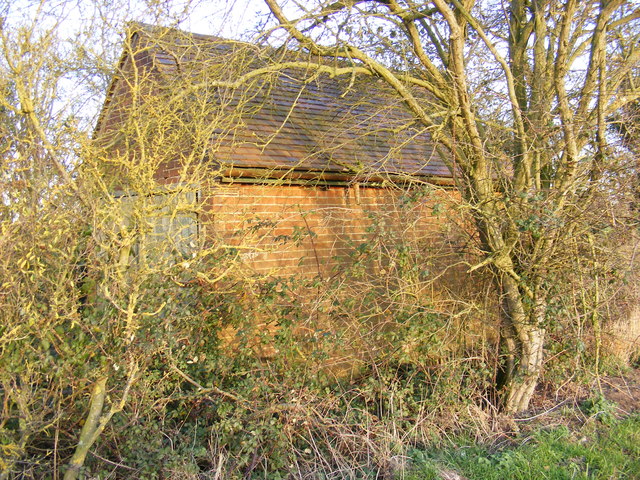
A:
[[405, 414, 640, 480]]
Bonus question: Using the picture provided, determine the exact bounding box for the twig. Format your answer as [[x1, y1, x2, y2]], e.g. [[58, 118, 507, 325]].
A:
[[513, 399, 570, 422], [169, 363, 247, 404], [90, 451, 138, 471]]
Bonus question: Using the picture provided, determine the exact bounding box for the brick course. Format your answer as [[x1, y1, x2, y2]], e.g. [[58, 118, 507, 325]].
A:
[[203, 181, 451, 277]]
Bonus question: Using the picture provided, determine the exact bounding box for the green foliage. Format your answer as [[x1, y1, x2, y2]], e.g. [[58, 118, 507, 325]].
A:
[[1, 173, 630, 479], [24, 200, 484, 478], [580, 394, 618, 425], [407, 415, 640, 480]]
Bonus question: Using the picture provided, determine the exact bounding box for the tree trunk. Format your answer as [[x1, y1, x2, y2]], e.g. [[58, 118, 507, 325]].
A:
[[498, 274, 546, 413], [504, 324, 545, 413], [495, 323, 518, 394], [64, 377, 108, 480]]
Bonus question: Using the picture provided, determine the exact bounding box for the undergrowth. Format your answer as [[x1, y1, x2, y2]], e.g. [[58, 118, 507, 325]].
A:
[[407, 414, 640, 480], [3, 192, 637, 479]]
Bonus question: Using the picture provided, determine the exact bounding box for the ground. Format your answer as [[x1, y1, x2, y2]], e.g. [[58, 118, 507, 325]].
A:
[[598, 367, 640, 415], [406, 368, 640, 480]]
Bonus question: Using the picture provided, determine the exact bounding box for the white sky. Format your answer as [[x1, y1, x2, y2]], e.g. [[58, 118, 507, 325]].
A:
[[2, 0, 276, 127], [4, 0, 271, 39], [183, 0, 270, 38]]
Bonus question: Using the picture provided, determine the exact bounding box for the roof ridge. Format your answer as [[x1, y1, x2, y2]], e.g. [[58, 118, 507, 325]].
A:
[[94, 23, 450, 181], [126, 21, 252, 47]]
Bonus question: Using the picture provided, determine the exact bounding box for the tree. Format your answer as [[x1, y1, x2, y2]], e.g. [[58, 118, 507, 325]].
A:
[[257, 0, 640, 412], [0, 3, 258, 476]]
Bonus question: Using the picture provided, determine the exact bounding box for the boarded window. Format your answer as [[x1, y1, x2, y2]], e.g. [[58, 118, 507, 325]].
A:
[[116, 189, 199, 262], [146, 190, 198, 258]]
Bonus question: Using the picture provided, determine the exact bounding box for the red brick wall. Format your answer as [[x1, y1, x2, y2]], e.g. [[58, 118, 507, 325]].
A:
[[203, 182, 452, 277]]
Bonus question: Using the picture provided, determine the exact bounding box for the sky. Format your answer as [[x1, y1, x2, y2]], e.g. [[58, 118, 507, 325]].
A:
[[1, 0, 276, 128], [184, 0, 270, 38], [4, 0, 271, 40]]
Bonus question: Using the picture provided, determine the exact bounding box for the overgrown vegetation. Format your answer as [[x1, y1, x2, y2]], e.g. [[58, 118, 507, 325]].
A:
[[407, 413, 640, 479], [1, 0, 639, 478], [261, 0, 640, 413]]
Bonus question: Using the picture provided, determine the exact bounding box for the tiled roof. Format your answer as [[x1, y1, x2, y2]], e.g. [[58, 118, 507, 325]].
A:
[[103, 23, 450, 181]]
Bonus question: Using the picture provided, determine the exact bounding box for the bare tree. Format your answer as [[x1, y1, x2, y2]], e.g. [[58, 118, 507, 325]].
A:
[[255, 0, 640, 412], [0, 4, 260, 477]]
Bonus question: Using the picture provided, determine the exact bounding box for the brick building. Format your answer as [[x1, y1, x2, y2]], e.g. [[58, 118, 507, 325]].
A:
[[95, 23, 457, 277]]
